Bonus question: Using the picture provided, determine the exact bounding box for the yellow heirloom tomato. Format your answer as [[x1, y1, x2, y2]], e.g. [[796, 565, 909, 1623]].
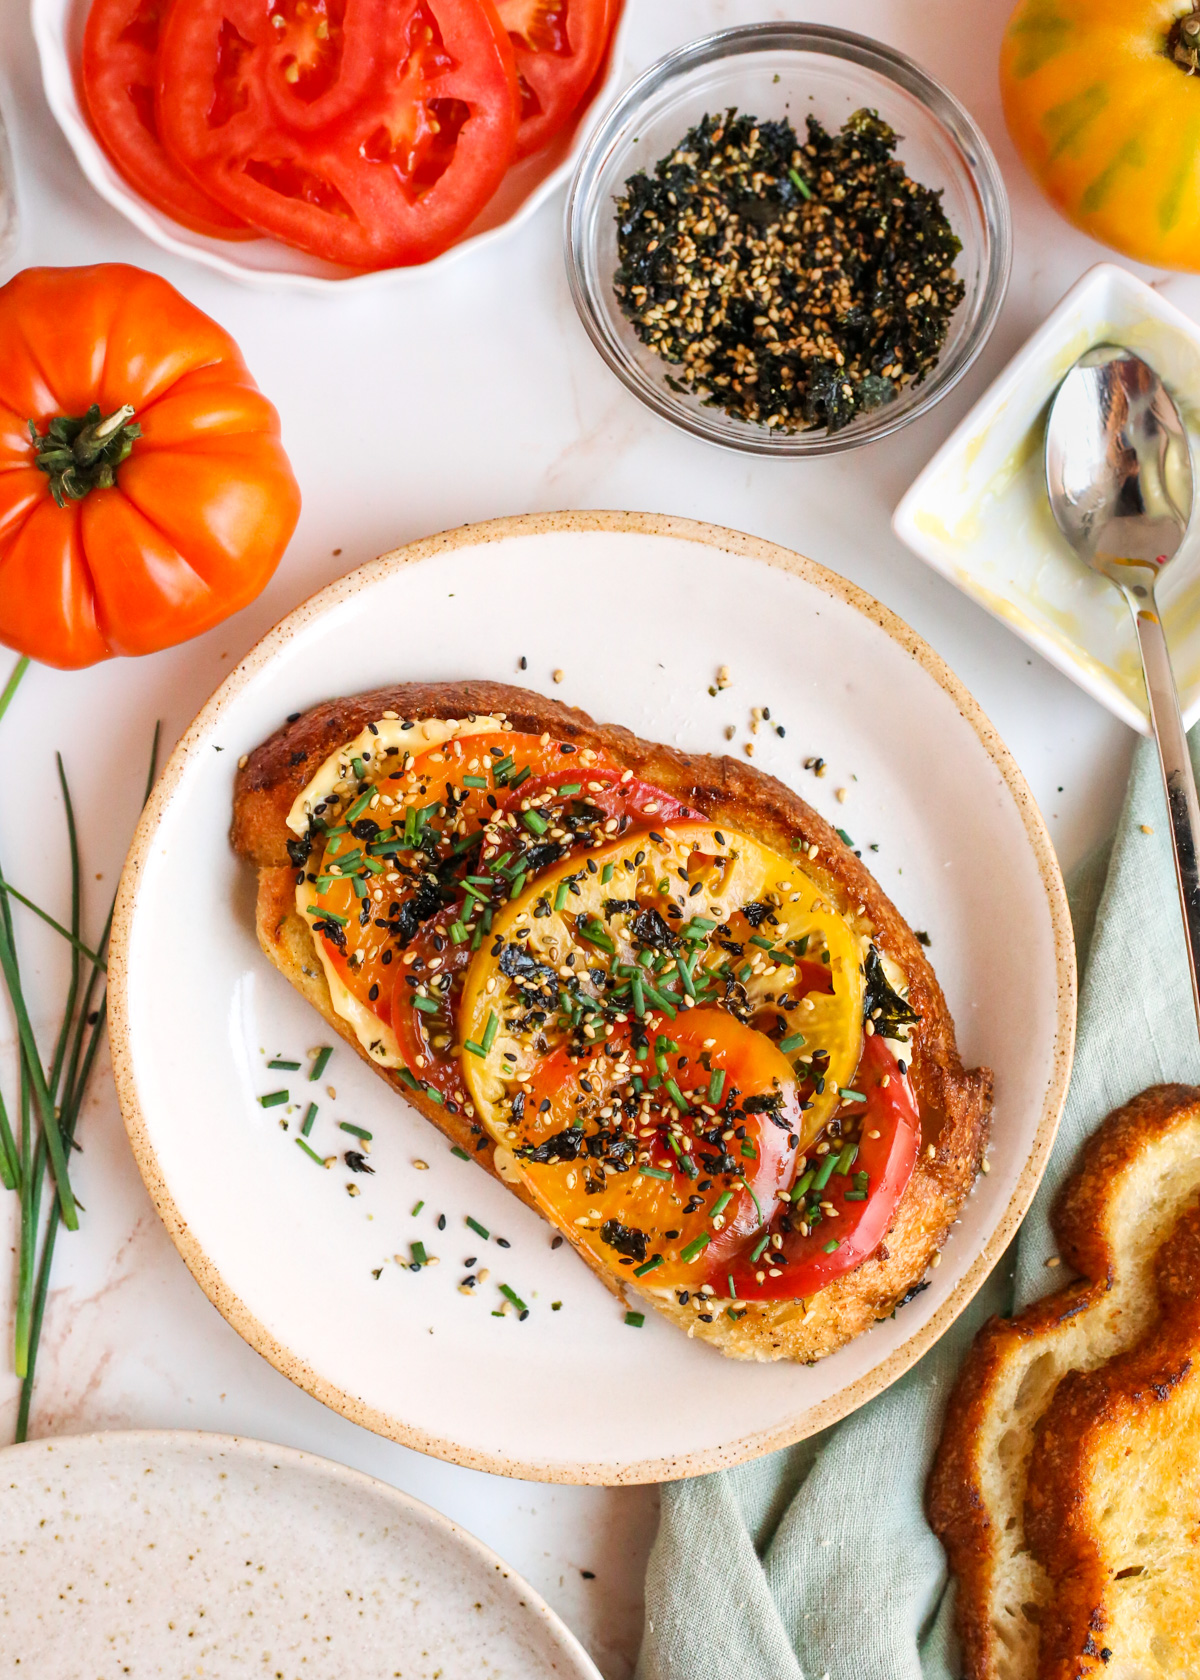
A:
[[1000, 0, 1200, 269]]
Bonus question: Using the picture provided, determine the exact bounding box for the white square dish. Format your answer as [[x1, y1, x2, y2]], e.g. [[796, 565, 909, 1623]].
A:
[[893, 263, 1200, 735]]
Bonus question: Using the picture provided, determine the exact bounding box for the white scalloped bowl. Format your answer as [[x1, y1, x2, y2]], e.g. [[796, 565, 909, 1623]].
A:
[[32, 0, 632, 292]]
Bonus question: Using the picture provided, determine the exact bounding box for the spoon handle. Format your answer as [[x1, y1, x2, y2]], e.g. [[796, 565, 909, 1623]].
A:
[[1132, 596, 1200, 1033]]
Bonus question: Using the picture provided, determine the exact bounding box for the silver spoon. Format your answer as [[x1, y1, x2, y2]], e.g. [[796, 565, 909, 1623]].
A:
[[1046, 344, 1200, 1030]]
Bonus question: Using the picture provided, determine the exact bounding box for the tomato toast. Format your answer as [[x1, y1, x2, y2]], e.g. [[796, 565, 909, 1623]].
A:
[[232, 681, 992, 1362], [927, 1083, 1200, 1680]]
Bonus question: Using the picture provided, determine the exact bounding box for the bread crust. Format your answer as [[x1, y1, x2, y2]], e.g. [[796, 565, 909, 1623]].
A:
[[1026, 1201, 1200, 1679], [927, 1083, 1200, 1680], [232, 680, 992, 1362]]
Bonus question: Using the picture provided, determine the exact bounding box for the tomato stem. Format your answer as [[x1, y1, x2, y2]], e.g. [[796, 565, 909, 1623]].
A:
[[27, 402, 142, 507], [1169, 10, 1200, 72]]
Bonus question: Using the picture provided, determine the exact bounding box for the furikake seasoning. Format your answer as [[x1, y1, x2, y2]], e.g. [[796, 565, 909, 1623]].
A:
[[613, 107, 964, 434]]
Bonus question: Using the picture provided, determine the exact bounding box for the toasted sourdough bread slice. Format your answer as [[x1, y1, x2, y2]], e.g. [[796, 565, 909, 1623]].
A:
[[927, 1084, 1200, 1680], [1025, 1198, 1200, 1680], [232, 680, 992, 1363]]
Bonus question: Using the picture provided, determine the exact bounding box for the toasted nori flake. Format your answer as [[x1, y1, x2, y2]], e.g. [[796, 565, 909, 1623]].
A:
[[386, 873, 445, 949], [515, 1128, 585, 1165], [603, 898, 639, 921], [741, 900, 771, 927], [743, 1090, 784, 1114], [498, 942, 560, 1004], [512, 1090, 526, 1123], [286, 835, 311, 869], [344, 1151, 375, 1174], [614, 107, 964, 434], [631, 907, 678, 952], [864, 945, 921, 1037], [599, 1219, 648, 1263], [522, 840, 564, 875], [312, 917, 347, 951]]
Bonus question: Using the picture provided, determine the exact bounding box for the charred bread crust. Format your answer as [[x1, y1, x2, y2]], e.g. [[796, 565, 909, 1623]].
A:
[[927, 1083, 1200, 1680], [1026, 1201, 1200, 1680], [233, 681, 993, 1362]]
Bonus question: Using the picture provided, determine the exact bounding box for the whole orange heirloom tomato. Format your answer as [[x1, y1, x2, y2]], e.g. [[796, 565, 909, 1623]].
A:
[[1001, 0, 1200, 270], [0, 264, 301, 667]]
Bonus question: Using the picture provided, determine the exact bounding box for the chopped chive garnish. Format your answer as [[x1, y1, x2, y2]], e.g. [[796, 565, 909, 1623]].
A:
[[665, 1078, 688, 1112], [634, 1254, 664, 1277], [351, 755, 366, 779], [836, 828, 854, 848], [741, 1141, 757, 1159], [411, 1241, 428, 1265], [639, 1165, 672, 1181], [631, 974, 646, 1017], [624, 1311, 645, 1327], [464, 1039, 487, 1058], [749, 935, 774, 950], [751, 1232, 771, 1263], [684, 916, 716, 936], [839, 1088, 867, 1103], [813, 1153, 838, 1192], [601, 862, 614, 884], [558, 782, 581, 796], [426, 1088, 445, 1105], [794, 1169, 815, 1196], [350, 878, 368, 899], [727, 1273, 737, 1299], [835, 1142, 859, 1175], [413, 996, 439, 1015], [481, 1010, 499, 1053], [844, 1190, 868, 1200], [462, 775, 488, 788], [779, 1033, 807, 1054], [345, 789, 373, 822], [301, 1102, 318, 1136], [295, 1138, 328, 1166], [680, 1233, 711, 1264], [675, 955, 695, 997], [522, 810, 549, 835], [508, 765, 531, 790], [268, 1058, 301, 1070], [466, 1216, 490, 1239], [553, 881, 569, 912], [788, 166, 813, 198], [259, 1090, 288, 1108], [411, 1200, 424, 1215], [509, 871, 527, 899], [500, 1284, 527, 1311], [307, 905, 348, 924], [711, 1191, 734, 1219], [823, 1239, 840, 1254], [449, 921, 468, 944], [708, 1068, 726, 1104], [396, 1067, 420, 1090], [339, 1121, 372, 1141], [450, 1145, 469, 1159]]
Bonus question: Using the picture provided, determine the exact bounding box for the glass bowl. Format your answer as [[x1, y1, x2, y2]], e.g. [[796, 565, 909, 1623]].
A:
[[564, 23, 1012, 456]]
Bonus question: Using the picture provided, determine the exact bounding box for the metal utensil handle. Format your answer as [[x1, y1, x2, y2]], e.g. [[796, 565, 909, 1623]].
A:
[[1134, 599, 1200, 1031]]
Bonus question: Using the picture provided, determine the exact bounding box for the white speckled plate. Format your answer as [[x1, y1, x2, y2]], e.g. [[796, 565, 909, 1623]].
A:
[[0, 1429, 601, 1678], [108, 512, 1074, 1484]]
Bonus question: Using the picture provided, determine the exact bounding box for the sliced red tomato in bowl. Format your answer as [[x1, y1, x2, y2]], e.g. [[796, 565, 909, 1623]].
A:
[[81, 0, 252, 238], [157, 0, 520, 268], [495, 0, 617, 159]]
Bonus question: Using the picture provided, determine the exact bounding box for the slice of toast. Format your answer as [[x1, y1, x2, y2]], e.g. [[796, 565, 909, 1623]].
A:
[[927, 1083, 1200, 1680], [233, 680, 992, 1363], [1025, 1199, 1200, 1679]]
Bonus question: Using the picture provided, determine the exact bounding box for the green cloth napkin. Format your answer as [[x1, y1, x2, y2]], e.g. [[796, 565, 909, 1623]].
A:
[[637, 734, 1200, 1680]]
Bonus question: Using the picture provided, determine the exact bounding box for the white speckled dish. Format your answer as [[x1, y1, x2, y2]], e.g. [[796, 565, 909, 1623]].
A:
[[893, 262, 1200, 735], [0, 1430, 601, 1678], [108, 512, 1074, 1484]]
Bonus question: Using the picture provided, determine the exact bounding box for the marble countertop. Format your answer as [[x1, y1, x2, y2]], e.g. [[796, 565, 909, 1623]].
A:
[[0, 1, 1192, 1673]]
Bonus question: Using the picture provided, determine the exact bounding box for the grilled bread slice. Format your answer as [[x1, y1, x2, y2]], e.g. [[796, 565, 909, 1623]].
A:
[[1025, 1197, 1200, 1680], [927, 1083, 1200, 1680], [232, 680, 992, 1363]]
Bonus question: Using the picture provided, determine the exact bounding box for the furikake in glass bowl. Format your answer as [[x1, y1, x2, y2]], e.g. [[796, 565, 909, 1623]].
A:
[[613, 108, 965, 435]]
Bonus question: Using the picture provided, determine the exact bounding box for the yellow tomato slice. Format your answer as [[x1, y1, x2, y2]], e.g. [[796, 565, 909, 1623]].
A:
[[458, 822, 866, 1281]]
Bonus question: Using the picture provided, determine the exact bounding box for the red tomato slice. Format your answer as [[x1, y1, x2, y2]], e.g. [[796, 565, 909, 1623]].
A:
[[503, 767, 699, 832], [727, 1033, 920, 1301], [495, 0, 617, 158], [157, 0, 520, 268], [390, 911, 473, 1105], [82, 0, 251, 238]]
